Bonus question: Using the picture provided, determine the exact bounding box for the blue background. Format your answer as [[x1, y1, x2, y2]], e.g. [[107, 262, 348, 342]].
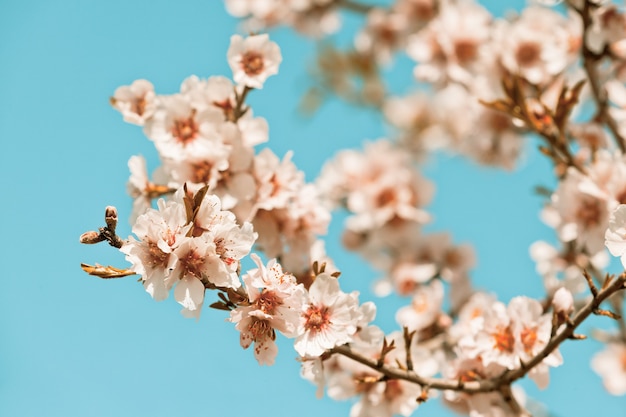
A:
[[1, 0, 625, 416]]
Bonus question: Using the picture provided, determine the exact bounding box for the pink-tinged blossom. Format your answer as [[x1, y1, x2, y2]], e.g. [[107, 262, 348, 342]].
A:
[[111, 79, 157, 125], [224, 0, 340, 37], [442, 357, 521, 417], [459, 300, 519, 370], [322, 331, 436, 417], [188, 193, 256, 289], [228, 34, 282, 89], [294, 274, 364, 357], [254, 149, 304, 212], [237, 110, 269, 147], [586, 5, 626, 58], [530, 240, 608, 295], [382, 92, 440, 156], [120, 198, 190, 301], [605, 204, 626, 268], [396, 280, 444, 332], [542, 168, 610, 254], [127, 155, 157, 224], [406, 0, 493, 86], [318, 140, 433, 233], [121, 187, 256, 319], [249, 148, 330, 273], [607, 80, 626, 140], [355, 8, 409, 64], [144, 94, 228, 161], [374, 232, 475, 298], [230, 254, 305, 365], [180, 75, 236, 118], [458, 296, 562, 388], [592, 342, 626, 395], [508, 297, 562, 389], [493, 6, 579, 86]]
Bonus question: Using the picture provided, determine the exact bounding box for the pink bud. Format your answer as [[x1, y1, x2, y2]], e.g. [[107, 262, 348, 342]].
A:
[[552, 287, 574, 316]]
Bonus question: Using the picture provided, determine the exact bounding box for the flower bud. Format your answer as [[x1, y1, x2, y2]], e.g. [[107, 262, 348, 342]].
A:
[[552, 287, 574, 317], [79, 231, 104, 244], [105, 206, 118, 231]]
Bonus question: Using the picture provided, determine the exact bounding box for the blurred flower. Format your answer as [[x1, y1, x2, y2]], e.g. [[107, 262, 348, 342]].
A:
[[228, 33, 282, 89]]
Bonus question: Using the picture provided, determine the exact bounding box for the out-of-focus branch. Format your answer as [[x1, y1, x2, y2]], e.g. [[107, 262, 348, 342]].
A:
[[331, 273, 626, 393], [570, 0, 626, 153]]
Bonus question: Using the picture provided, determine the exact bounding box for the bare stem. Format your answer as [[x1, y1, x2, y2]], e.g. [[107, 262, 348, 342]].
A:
[[233, 86, 252, 122]]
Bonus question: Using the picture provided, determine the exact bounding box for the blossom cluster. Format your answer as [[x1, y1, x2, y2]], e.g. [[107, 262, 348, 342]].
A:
[[77, 0, 626, 416], [112, 34, 329, 277]]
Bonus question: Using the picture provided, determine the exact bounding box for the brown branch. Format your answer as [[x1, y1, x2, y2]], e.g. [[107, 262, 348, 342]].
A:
[[330, 273, 626, 394], [570, 0, 626, 153], [233, 85, 252, 122]]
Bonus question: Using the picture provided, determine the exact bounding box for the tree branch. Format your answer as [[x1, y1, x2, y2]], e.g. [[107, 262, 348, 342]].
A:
[[334, 0, 377, 14], [570, 0, 626, 153], [330, 273, 626, 393]]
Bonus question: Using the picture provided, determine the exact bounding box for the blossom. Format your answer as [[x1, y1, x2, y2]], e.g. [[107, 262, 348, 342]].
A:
[[110, 79, 156, 125], [322, 331, 436, 417], [144, 94, 228, 161], [227, 33, 282, 89], [230, 254, 305, 365], [406, 0, 493, 86], [493, 6, 578, 86], [120, 198, 190, 301], [542, 168, 610, 254], [552, 287, 574, 320], [294, 274, 364, 357], [592, 343, 626, 395], [317, 140, 433, 233], [530, 239, 608, 295], [605, 204, 626, 268], [458, 296, 562, 388], [395, 280, 444, 332], [121, 187, 256, 318]]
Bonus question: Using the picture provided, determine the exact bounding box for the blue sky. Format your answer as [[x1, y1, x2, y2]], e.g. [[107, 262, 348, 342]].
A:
[[1, 0, 625, 416]]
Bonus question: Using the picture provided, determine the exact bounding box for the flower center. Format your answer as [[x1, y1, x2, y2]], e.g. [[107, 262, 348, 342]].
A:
[[520, 326, 538, 354], [576, 198, 603, 227], [303, 305, 331, 333], [179, 249, 205, 278], [412, 293, 429, 313], [376, 188, 397, 207], [146, 240, 170, 269], [515, 42, 541, 67], [257, 290, 283, 316], [171, 116, 199, 145], [241, 52, 265, 76], [133, 96, 147, 116], [454, 39, 478, 64], [397, 279, 416, 296], [492, 325, 515, 353], [191, 160, 214, 184]]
